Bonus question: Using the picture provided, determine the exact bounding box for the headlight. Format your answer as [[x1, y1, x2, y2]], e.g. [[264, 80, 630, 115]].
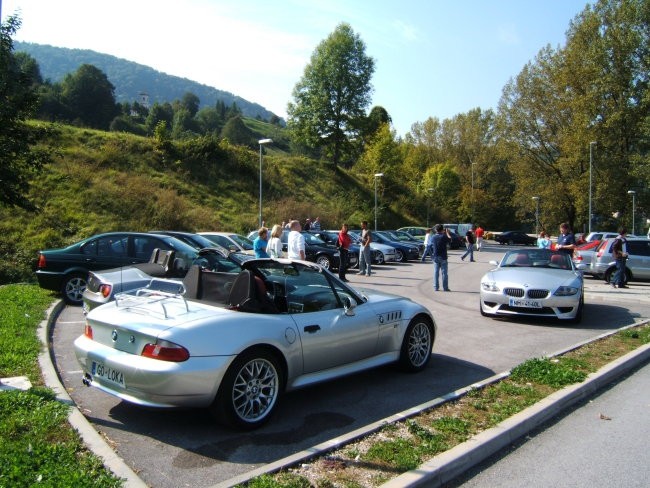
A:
[[481, 281, 499, 292], [554, 286, 579, 296]]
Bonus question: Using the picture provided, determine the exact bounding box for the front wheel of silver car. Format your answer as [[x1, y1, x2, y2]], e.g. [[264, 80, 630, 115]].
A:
[[375, 252, 385, 265], [398, 316, 434, 372], [62, 273, 87, 305], [213, 349, 282, 430]]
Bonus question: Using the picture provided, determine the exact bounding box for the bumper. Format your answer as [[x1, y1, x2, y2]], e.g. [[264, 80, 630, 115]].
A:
[[480, 292, 582, 320], [74, 335, 234, 408]]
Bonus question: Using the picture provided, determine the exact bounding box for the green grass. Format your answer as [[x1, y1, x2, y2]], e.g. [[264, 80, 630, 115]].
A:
[[0, 284, 122, 487]]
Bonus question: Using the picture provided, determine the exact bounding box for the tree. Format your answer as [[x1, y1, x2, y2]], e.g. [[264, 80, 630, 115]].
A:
[[287, 23, 375, 168], [61, 64, 118, 129], [145, 102, 174, 135], [220, 115, 254, 147], [0, 15, 49, 209]]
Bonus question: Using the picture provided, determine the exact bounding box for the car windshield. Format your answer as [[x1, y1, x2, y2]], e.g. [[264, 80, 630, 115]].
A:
[[301, 232, 327, 245], [228, 234, 254, 250], [500, 249, 572, 270], [390, 231, 415, 241]]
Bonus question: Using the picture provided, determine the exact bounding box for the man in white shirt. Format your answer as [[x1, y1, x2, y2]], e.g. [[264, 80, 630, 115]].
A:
[[287, 220, 306, 260]]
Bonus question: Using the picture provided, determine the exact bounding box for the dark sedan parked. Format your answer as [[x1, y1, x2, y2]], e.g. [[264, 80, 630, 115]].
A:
[[306, 230, 364, 268], [35, 232, 203, 305], [280, 231, 343, 270], [494, 231, 537, 246], [372, 231, 420, 262]]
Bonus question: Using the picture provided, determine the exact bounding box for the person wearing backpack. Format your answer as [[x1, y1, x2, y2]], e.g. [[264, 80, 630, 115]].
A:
[[611, 227, 629, 288]]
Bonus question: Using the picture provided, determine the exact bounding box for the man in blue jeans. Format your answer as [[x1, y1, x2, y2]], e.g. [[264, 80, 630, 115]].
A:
[[431, 224, 452, 291]]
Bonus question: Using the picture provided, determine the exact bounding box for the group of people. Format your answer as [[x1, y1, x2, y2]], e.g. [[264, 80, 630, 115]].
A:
[[250, 219, 373, 283]]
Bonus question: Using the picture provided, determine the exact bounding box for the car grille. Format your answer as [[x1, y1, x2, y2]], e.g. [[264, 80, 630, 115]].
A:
[[503, 288, 550, 299]]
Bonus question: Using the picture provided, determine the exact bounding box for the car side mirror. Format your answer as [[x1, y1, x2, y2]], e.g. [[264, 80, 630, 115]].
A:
[[343, 296, 356, 316]]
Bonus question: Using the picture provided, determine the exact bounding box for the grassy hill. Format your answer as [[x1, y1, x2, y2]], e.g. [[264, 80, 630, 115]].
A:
[[0, 120, 413, 284]]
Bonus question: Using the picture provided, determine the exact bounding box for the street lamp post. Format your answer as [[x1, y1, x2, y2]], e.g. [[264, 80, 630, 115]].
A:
[[532, 196, 540, 236], [426, 187, 434, 227], [628, 190, 636, 234], [374, 173, 383, 231], [471, 162, 476, 222], [589, 141, 596, 234], [258, 138, 273, 228]]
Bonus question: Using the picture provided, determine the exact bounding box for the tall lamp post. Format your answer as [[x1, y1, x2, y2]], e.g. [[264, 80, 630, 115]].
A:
[[532, 196, 540, 236], [471, 162, 476, 222], [589, 141, 596, 234], [374, 173, 383, 231], [426, 187, 434, 227], [258, 138, 273, 228], [627, 190, 636, 234]]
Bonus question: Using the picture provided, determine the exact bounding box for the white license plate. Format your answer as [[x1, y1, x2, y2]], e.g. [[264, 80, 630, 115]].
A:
[[509, 298, 542, 308], [91, 361, 125, 387]]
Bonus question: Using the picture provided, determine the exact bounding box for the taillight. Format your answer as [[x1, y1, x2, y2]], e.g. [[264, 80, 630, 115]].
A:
[[84, 323, 93, 339], [99, 284, 112, 298], [37, 254, 46, 268], [141, 340, 189, 362], [574, 254, 583, 262]]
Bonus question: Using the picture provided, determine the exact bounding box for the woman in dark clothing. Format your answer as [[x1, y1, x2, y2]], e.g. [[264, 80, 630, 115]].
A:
[[337, 223, 352, 282]]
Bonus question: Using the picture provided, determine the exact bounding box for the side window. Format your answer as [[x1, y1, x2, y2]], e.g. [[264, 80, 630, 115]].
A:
[[96, 236, 128, 257], [80, 239, 98, 256], [628, 241, 650, 256], [133, 236, 159, 260]]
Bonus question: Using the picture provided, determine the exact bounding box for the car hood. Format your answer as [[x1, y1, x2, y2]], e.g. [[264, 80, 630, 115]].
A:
[[483, 267, 582, 287]]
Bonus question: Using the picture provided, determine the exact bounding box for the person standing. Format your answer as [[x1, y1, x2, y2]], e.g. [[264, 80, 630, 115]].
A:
[[303, 218, 312, 231], [253, 227, 270, 258], [420, 228, 433, 262], [358, 220, 372, 276], [556, 223, 576, 256], [475, 225, 485, 251], [266, 224, 284, 258], [611, 227, 629, 288], [337, 223, 352, 281], [287, 220, 306, 260], [311, 217, 322, 231], [461, 226, 476, 262], [431, 224, 452, 291]]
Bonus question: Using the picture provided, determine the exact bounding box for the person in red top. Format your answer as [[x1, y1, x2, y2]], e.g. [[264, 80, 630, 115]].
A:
[[337, 223, 352, 282], [475, 224, 485, 251]]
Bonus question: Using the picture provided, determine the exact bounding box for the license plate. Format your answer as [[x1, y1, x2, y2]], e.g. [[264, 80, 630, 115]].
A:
[[91, 361, 125, 387], [509, 298, 542, 308]]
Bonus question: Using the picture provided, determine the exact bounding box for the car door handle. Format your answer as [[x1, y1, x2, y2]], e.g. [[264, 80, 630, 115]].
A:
[[304, 325, 321, 333]]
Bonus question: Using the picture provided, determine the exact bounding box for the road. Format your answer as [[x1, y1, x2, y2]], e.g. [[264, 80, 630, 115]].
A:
[[50, 244, 650, 488]]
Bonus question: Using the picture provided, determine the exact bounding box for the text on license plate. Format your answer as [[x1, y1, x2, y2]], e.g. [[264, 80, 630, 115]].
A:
[[91, 361, 125, 387], [509, 298, 542, 308]]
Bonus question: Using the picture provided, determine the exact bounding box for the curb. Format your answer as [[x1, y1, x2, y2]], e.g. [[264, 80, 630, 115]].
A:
[[381, 339, 650, 487], [38, 300, 148, 488]]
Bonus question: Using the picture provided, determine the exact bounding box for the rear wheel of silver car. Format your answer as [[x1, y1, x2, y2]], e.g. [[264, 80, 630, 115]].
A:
[[395, 249, 405, 262], [375, 252, 385, 265], [398, 316, 434, 372], [316, 254, 332, 269], [213, 349, 282, 430], [62, 273, 87, 305]]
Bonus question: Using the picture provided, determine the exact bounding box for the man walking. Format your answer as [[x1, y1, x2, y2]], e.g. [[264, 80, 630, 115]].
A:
[[475, 224, 485, 251], [420, 228, 433, 262], [461, 225, 476, 262], [431, 224, 452, 291], [611, 227, 629, 288]]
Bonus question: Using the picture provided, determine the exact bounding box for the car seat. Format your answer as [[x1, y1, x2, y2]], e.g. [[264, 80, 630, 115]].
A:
[[227, 270, 278, 313], [513, 253, 530, 266], [550, 253, 567, 269]]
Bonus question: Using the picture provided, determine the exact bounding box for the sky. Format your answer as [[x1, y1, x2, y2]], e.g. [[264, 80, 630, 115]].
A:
[[2, 0, 591, 136]]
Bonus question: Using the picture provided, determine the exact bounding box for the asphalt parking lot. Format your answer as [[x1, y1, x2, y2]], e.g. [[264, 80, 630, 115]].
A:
[[45, 244, 650, 487]]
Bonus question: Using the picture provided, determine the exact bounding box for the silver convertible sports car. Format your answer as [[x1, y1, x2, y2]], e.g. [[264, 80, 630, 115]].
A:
[[74, 259, 436, 429], [480, 249, 586, 323]]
